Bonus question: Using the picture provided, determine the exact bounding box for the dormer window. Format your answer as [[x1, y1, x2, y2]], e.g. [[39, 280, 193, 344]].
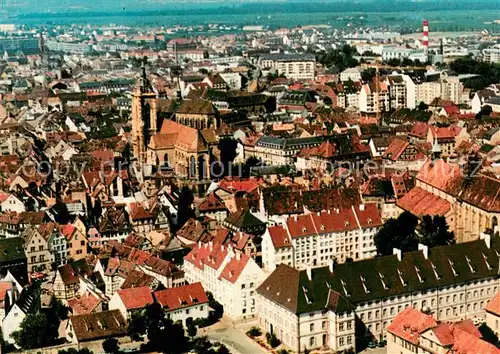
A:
[[465, 256, 476, 273], [320, 225, 325, 231], [302, 227, 307, 233], [448, 259, 458, 276], [483, 253, 492, 270]]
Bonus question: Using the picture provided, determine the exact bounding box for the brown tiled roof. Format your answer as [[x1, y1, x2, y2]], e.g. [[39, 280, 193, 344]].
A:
[[154, 282, 208, 311], [121, 269, 155, 289], [176, 99, 216, 115], [396, 187, 451, 218], [69, 310, 127, 342], [257, 237, 500, 315], [67, 293, 101, 315]]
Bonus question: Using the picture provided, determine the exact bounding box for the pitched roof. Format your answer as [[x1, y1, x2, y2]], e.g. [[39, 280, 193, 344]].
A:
[[69, 310, 127, 342], [67, 293, 102, 315], [396, 187, 451, 218], [257, 237, 500, 314], [198, 193, 227, 212], [153, 120, 210, 152], [386, 307, 437, 344], [486, 292, 500, 316], [176, 99, 216, 115], [225, 209, 265, 230], [120, 269, 155, 289], [383, 138, 410, 161], [268, 225, 292, 249], [154, 282, 208, 311], [116, 286, 154, 310]]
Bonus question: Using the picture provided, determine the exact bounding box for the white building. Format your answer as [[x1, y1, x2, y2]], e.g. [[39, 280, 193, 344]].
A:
[[340, 68, 361, 82], [154, 282, 209, 326], [387, 307, 499, 354], [257, 235, 500, 353], [483, 46, 500, 64], [259, 53, 316, 80], [184, 242, 265, 320], [262, 204, 382, 272]]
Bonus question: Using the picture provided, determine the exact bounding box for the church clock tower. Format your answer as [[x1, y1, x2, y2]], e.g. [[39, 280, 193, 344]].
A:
[[131, 58, 157, 164]]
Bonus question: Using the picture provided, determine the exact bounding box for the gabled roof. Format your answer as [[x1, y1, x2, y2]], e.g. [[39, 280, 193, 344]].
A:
[[386, 307, 437, 344], [69, 310, 127, 342], [486, 291, 500, 316], [154, 282, 208, 311], [257, 237, 500, 315], [67, 293, 102, 315], [176, 99, 217, 115], [396, 187, 451, 218], [116, 286, 154, 310]]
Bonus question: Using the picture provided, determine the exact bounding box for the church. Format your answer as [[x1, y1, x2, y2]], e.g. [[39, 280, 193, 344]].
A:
[[130, 59, 219, 193]]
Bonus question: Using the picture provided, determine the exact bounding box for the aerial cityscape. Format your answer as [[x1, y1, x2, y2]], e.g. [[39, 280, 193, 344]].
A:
[[0, 0, 498, 353]]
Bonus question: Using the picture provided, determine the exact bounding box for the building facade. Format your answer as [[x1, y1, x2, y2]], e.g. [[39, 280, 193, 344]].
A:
[[257, 235, 500, 353]]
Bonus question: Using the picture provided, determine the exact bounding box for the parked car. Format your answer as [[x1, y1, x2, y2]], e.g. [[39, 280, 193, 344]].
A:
[[378, 339, 387, 347], [367, 341, 378, 348]]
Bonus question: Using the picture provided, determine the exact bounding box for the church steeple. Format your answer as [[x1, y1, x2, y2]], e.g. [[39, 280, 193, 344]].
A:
[[131, 57, 157, 164]]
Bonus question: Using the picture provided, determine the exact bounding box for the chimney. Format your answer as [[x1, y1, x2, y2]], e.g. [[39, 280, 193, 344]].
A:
[[359, 204, 365, 211], [306, 266, 312, 281], [418, 243, 429, 259], [480, 233, 491, 249], [422, 20, 429, 60], [209, 241, 213, 250], [236, 251, 241, 260], [393, 248, 402, 261], [328, 259, 335, 273]]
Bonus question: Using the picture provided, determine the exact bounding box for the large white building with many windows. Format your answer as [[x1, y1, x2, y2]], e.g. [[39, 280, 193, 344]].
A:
[[257, 234, 500, 353], [183, 242, 265, 320], [258, 53, 316, 80], [262, 204, 382, 271]]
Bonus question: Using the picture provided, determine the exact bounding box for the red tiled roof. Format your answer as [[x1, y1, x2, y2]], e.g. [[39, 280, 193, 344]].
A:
[[117, 286, 154, 310], [60, 224, 76, 240], [383, 138, 409, 161], [218, 253, 250, 284], [396, 187, 451, 218], [199, 193, 227, 212], [218, 178, 263, 194], [154, 282, 208, 311], [268, 225, 292, 249], [184, 242, 228, 271], [486, 292, 500, 316], [449, 326, 500, 354], [386, 307, 437, 345], [129, 202, 153, 221], [0, 282, 12, 304], [409, 122, 429, 138], [429, 126, 461, 140], [67, 293, 101, 315]]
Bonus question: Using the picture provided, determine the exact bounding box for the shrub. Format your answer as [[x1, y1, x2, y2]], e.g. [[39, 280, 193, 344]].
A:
[[265, 332, 280, 348], [246, 326, 262, 337]]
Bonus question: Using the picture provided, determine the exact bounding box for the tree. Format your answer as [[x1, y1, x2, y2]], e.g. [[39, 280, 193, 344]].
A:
[[217, 344, 231, 354], [374, 211, 419, 256], [199, 68, 209, 75], [102, 338, 120, 354], [12, 313, 56, 349], [361, 68, 376, 83], [191, 336, 215, 354], [419, 215, 455, 247], [127, 310, 147, 341], [265, 332, 280, 348], [58, 349, 93, 354], [418, 101, 429, 111], [479, 323, 499, 347], [176, 186, 195, 228], [187, 322, 198, 339], [246, 326, 262, 337]]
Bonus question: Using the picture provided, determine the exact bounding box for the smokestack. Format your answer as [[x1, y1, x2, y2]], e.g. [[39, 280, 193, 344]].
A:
[[423, 20, 429, 61]]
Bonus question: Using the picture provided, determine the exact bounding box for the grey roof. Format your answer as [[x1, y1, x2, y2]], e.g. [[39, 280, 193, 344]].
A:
[[256, 135, 325, 150], [260, 53, 316, 62], [485, 96, 500, 105], [257, 237, 500, 315]]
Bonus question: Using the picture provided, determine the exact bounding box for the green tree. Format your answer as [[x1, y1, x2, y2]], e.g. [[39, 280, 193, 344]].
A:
[[102, 338, 120, 354], [176, 186, 195, 228], [217, 344, 231, 354], [479, 323, 499, 347], [374, 211, 419, 256], [58, 349, 93, 354], [361, 68, 376, 82], [187, 322, 198, 339], [12, 313, 56, 349], [419, 215, 455, 247], [418, 101, 429, 111], [127, 310, 147, 341]]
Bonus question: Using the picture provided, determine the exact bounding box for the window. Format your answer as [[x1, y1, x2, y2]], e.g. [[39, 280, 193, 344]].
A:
[[347, 321, 352, 330], [310, 323, 314, 332], [81, 241, 85, 246], [39, 245, 43, 251], [339, 337, 344, 346], [322, 321, 327, 330], [30, 247, 35, 252], [339, 322, 344, 331], [347, 336, 352, 345]]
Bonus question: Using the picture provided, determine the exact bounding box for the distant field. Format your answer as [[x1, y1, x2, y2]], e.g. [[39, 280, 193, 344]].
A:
[[2, 2, 499, 33]]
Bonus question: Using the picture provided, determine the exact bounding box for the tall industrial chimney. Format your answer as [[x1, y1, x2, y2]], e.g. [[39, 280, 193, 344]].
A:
[[423, 20, 429, 61]]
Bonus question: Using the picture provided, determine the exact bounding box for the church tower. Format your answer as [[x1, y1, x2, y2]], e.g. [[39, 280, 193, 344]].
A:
[[131, 58, 157, 164]]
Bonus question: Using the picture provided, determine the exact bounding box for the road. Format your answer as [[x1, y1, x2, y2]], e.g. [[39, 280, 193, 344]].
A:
[[205, 327, 268, 354]]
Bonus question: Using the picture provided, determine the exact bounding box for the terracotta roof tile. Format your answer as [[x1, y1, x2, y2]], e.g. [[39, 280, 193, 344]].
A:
[[154, 282, 208, 311], [117, 286, 154, 310], [396, 187, 451, 218]]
